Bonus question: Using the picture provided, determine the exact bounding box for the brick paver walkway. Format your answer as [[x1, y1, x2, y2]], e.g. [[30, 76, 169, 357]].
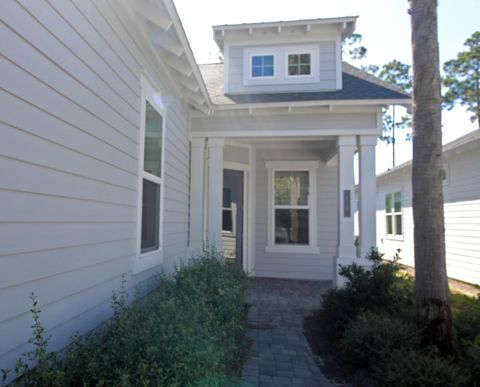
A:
[[240, 278, 346, 387]]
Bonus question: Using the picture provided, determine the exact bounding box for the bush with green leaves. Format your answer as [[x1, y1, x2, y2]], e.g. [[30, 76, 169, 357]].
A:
[[374, 349, 467, 387], [339, 312, 420, 370], [321, 249, 414, 339], [5, 250, 248, 387]]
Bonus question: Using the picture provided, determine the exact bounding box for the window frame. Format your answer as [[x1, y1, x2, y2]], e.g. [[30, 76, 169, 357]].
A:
[[134, 74, 167, 274], [222, 187, 236, 236], [385, 191, 403, 240], [265, 161, 320, 254], [250, 54, 275, 78], [285, 51, 313, 78]]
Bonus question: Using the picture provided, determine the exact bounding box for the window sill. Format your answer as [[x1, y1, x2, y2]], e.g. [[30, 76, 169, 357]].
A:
[[133, 249, 163, 275], [265, 245, 320, 254], [385, 235, 404, 242]]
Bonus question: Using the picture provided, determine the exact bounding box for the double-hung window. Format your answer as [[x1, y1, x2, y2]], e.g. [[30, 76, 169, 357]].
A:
[[385, 192, 402, 238], [135, 75, 165, 273], [266, 161, 319, 254]]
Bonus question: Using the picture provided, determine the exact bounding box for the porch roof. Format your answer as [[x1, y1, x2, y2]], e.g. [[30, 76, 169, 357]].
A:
[[199, 62, 411, 106]]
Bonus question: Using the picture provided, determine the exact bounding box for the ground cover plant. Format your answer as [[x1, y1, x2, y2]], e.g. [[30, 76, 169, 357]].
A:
[[2, 249, 248, 387], [320, 250, 480, 386]]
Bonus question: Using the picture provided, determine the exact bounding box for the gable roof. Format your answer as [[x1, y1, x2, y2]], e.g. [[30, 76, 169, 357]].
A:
[[199, 62, 411, 106], [377, 130, 480, 181]]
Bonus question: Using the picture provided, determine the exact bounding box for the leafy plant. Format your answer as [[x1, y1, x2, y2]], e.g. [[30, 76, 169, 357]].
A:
[[7, 250, 248, 387], [374, 349, 467, 387], [321, 249, 414, 339], [340, 312, 420, 370]]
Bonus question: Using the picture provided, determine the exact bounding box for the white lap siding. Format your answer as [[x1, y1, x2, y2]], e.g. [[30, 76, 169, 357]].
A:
[[0, 0, 190, 374]]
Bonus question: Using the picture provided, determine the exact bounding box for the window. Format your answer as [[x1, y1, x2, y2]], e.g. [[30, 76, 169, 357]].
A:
[[135, 74, 166, 273], [222, 187, 234, 233], [251, 55, 274, 77], [287, 53, 311, 76], [385, 192, 402, 238], [266, 161, 319, 254]]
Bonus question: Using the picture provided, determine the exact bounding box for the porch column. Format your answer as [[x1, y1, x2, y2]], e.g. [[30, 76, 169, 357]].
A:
[[336, 136, 356, 286], [358, 136, 378, 258], [207, 137, 224, 250], [188, 138, 206, 253]]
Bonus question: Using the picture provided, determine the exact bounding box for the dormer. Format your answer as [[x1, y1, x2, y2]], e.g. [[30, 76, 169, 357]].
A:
[[213, 17, 357, 95]]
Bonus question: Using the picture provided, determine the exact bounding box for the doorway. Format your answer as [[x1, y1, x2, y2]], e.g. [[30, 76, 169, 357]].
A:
[[222, 169, 244, 266]]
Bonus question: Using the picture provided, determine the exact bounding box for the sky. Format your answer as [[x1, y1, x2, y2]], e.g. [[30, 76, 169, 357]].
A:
[[173, 0, 479, 174]]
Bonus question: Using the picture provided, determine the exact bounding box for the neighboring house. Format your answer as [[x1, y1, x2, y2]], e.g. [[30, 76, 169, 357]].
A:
[[375, 130, 480, 285], [0, 0, 410, 376]]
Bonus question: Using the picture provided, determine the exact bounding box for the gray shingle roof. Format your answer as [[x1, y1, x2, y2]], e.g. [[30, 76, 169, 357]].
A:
[[199, 62, 411, 106]]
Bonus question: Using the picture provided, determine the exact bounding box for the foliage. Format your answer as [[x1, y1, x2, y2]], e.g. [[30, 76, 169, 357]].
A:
[[7, 251, 248, 387], [451, 292, 480, 344], [339, 312, 420, 370], [366, 60, 413, 147], [373, 349, 467, 387], [343, 33, 367, 61], [443, 31, 480, 127], [321, 250, 414, 339]]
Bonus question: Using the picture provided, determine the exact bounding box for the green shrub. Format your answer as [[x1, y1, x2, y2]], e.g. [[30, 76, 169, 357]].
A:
[[462, 342, 480, 384], [8, 250, 248, 387], [452, 292, 480, 343], [321, 250, 414, 339], [340, 312, 420, 370], [374, 349, 467, 387]]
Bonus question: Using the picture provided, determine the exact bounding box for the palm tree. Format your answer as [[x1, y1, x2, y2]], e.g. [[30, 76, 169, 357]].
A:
[[409, 0, 455, 355]]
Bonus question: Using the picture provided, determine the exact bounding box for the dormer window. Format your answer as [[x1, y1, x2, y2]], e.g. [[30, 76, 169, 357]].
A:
[[287, 53, 311, 76], [252, 55, 274, 77]]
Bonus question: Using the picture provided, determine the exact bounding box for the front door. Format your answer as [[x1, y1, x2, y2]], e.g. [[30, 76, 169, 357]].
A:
[[222, 169, 244, 266]]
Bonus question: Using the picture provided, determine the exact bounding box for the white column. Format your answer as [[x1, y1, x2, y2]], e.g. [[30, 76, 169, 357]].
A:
[[358, 136, 378, 258], [207, 137, 224, 250], [336, 136, 356, 286], [188, 138, 206, 253]]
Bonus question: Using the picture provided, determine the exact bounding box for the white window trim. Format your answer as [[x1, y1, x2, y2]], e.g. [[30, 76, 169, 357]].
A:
[[249, 53, 276, 80], [385, 191, 403, 241], [243, 44, 320, 86], [265, 161, 320, 254], [134, 74, 167, 274], [285, 50, 314, 79]]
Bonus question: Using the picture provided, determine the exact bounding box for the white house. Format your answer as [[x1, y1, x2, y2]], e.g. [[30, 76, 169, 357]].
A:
[[0, 0, 410, 375], [375, 130, 480, 285]]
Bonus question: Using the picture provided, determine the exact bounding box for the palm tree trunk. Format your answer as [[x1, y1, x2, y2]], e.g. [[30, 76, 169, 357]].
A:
[[409, 0, 455, 355]]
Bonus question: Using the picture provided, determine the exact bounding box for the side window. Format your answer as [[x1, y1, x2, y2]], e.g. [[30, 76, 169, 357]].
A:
[[251, 54, 274, 78], [141, 101, 163, 253], [385, 192, 402, 238], [135, 75, 166, 273]]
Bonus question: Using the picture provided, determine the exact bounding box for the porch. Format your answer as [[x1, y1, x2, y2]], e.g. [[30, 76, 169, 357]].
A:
[[188, 132, 377, 286]]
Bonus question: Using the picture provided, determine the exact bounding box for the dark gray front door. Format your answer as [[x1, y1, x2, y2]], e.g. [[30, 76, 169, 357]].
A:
[[222, 169, 244, 266]]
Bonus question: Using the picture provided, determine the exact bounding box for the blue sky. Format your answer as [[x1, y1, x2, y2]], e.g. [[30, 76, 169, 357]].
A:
[[174, 0, 479, 173]]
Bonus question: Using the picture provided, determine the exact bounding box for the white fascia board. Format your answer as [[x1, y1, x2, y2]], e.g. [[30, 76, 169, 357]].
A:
[[191, 128, 381, 138], [162, 0, 213, 108], [213, 98, 412, 111]]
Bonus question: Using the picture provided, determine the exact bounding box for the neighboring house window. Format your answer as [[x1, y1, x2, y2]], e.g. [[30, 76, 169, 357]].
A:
[[266, 161, 319, 254], [135, 74, 166, 273], [287, 53, 311, 76], [385, 192, 402, 238], [251, 54, 274, 77]]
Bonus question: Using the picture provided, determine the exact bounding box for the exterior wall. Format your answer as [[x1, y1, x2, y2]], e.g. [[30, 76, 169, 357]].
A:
[[376, 143, 480, 285], [226, 41, 337, 94], [254, 148, 338, 280], [0, 0, 190, 373]]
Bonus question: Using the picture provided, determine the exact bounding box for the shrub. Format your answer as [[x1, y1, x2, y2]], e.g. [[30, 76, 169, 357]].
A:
[[339, 312, 420, 370], [321, 250, 414, 339], [8, 250, 248, 387], [374, 349, 467, 387]]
